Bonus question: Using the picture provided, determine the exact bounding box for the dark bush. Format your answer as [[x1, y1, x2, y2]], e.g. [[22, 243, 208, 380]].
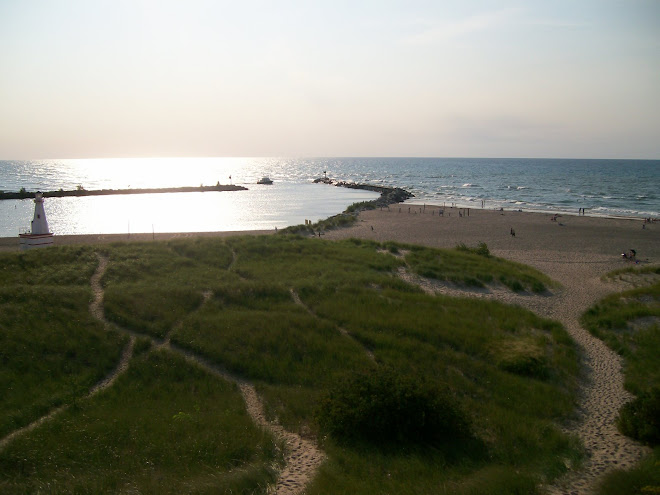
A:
[[618, 388, 660, 445], [316, 367, 471, 446], [498, 354, 549, 380], [531, 280, 547, 293]]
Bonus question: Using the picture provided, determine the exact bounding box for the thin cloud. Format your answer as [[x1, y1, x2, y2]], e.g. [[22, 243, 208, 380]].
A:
[[525, 18, 590, 29], [403, 8, 521, 45]]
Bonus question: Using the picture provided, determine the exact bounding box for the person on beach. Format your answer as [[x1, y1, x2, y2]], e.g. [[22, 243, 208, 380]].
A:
[[622, 249, 637, 261], [510, 227, 515, 237]]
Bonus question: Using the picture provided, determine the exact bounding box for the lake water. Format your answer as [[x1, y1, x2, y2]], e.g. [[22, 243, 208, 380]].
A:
[[1, 157, 658, 236]]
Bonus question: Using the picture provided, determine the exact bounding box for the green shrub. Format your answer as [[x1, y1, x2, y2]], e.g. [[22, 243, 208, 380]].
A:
[[316, 367, 471, 447], [618, 388, 660, 445], [456, 242, 490, 257], [345, 201, 376, 213]]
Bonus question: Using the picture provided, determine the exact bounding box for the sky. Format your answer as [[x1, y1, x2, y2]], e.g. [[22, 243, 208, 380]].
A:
[[1, 0, 659, 159]]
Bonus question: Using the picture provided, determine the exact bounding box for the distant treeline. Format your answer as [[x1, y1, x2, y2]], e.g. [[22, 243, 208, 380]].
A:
[[0, 184, 247, 200]]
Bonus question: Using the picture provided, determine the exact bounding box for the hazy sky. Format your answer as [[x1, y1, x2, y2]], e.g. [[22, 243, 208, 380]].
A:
[[1, 0, 658, 159]]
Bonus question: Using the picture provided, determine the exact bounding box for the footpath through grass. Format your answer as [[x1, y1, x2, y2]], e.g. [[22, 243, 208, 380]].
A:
[[581, 266, 660, 494], [0, 248, 125, 439], [0, 349, 281, 494], [0, 235, 581, 494]]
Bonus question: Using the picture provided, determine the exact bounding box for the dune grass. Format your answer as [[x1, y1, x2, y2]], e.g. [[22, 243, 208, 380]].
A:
[[580, 277, 660, 396], [0, 235, 582, 493], [602, 264, 660, 283], [0, 349, 281, 494], [0, 248, 125, 439], [404, 242, 554, 292], [582, 267, 660, 494], [172, 283, 371, 387]]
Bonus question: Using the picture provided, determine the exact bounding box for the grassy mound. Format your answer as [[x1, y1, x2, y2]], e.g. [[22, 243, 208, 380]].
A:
[[0, 235, 581, 494], [0, 350, 281, 494], [405, 242, 554, 292]]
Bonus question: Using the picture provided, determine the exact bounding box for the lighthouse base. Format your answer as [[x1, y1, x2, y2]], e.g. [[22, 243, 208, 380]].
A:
[[19, 233, 54, 250]]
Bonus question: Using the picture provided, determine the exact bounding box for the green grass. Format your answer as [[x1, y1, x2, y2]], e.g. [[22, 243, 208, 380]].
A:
[[0, 248, 125, 439], [580, 278, 660, 396], [281, 213, 359, 235], [0, 349, 281, 494], [0, 235, 583, 493], [404, 243, 554, 292], [104, 281, 205, 338], [172, 283, 371, 388], [603, 264, 660, 282], [581, 267, 660, 494], [0, 246, 99, 286]]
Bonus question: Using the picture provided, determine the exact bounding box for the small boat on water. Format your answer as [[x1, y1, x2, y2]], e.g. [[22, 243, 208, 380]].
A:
[[257, 177, 273, 185]]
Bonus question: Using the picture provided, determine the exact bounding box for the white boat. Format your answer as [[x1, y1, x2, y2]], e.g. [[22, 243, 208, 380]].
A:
[[257, 177, 273, 184]]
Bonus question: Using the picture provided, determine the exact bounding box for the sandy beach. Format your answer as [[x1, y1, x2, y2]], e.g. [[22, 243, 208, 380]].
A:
[[2, 206, 656, 259], [1, 205, 658, 494]]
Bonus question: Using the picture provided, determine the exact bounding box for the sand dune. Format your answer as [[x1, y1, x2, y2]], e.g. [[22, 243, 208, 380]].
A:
[[2, 206, 658, 493], [323, 205, 658, 494]]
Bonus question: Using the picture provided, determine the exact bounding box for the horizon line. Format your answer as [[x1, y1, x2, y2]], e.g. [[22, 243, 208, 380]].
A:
[[2, 155, 659, 161]]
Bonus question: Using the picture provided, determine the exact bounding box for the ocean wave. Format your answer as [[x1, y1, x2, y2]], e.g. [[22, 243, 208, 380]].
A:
[[462, 183, 481, 188]]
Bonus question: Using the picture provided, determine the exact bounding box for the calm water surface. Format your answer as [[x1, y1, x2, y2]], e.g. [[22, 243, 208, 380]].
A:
[[1, 157, 658, 236]]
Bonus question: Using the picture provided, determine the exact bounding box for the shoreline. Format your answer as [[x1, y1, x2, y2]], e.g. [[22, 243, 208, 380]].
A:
[[401, 199, 659, 222], [1, 205, 657, 261]]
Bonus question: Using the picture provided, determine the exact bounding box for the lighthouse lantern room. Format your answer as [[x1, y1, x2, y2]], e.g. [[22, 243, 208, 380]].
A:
[[19, 192, 54, 250]]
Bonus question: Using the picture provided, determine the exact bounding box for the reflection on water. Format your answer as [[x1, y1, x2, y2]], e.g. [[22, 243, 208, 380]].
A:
[[3, 157, 658, 230], [2, 183, 379, 236]]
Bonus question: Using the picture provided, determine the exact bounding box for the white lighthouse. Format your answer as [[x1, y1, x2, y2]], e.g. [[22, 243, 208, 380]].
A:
[[19, 192, 54, 250]]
